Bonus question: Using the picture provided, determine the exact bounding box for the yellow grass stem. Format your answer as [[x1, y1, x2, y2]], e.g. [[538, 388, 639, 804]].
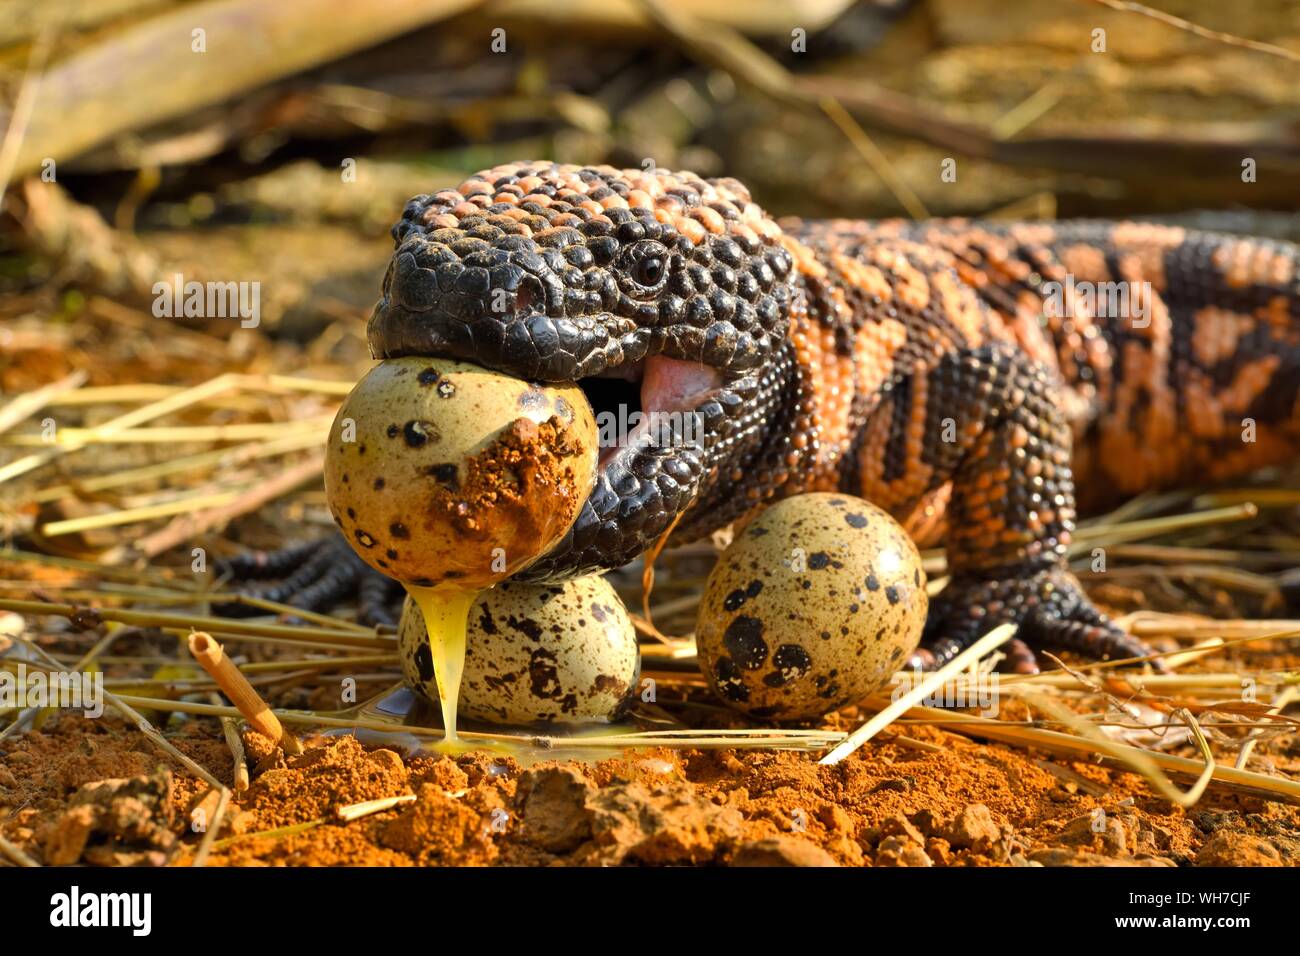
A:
[[820, 624, 1016, 765]]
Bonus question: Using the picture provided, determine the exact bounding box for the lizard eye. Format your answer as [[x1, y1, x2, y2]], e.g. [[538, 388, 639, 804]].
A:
[[625, 241, 669, 291]]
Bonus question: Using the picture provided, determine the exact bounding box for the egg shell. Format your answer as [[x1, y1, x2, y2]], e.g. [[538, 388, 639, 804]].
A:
[[398, 575, 641, 725], [325, 357, 597, 589], [696, 492, 927, 720]]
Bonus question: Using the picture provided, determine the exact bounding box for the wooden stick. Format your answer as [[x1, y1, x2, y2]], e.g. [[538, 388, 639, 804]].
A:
[[820, 624, 1016, 765], [1069, 502, 1259, 549], [0, 549, 192, 588], [1235, 685, 1299, 771], [5, 0, 484, 179], [187, 632, 303, 755], [819, 95, 929, 219], [0, 832, 39, 867], [0, 627, 119, 743], [1024, 691, 1216, 808], [28, 431, 323, 505], [212, 695, 250, 792], [40, 375, 352, 406]]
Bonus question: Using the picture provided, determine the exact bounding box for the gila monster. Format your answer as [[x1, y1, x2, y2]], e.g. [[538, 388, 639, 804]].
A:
[[220, 162, 1300, 673]]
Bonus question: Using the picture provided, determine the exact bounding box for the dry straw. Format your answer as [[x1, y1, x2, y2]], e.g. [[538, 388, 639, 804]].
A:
[[821, 624, 1015, 765]]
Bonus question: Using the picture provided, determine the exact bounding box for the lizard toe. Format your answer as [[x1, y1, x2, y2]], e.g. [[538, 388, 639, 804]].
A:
[[908, 568, 1166, 673]]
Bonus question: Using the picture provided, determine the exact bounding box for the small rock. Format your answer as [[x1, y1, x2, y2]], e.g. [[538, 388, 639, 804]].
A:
[[1053, 812, 1129, 856], [881, 813, 925, 845], [911, 807, 945, 836], [513, 767, 594, 853], [84, 846, 169, 867], [1263, 832, 1300, 864], [817, 804, 854, 834], [414, 756, 467, 794], [583, 781, 743, 866], [377, 784, 496, 865], [1195, 831, 1282, 867], [43, 770, 175, 866], [369, 749, 405, 772], [925, 836, 953, 866], [1134, 819, 1175, 854], [825, 832, 866, 867], [0, 611, 22, 645], [241, 729, 277, 763], [943, 804, 1001, 851], [45, 805, 95, 866], [718, 753, 746, 775], [874, 835, 932, 867], [731, 836, 838, 867], [637, 758, 675, 775], [226, 809, 257, 835]]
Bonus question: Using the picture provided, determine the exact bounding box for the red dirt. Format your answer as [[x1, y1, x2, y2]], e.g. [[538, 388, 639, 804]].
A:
[[4, 707, 1298, 867]]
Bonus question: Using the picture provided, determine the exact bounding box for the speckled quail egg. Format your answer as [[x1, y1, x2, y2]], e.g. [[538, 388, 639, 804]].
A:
[[696, 492, 927, 720], [398, 575, 641, 725], [325, 357, 598, 589]]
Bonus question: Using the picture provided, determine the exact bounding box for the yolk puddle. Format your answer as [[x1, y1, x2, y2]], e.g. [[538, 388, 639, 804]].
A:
[[403, 584, 638, 762], [405, 584, 479, 755]]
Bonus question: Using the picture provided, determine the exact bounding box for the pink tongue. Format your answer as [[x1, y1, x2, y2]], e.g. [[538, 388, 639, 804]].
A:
[[640, 356, 721, 412]]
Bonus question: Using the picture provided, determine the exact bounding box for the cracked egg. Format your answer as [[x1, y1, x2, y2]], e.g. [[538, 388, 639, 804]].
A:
[[325, 357, 598, 589]]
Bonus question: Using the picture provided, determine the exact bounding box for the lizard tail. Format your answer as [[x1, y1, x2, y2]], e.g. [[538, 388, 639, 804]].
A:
[[1033, 222, 1300, 502]]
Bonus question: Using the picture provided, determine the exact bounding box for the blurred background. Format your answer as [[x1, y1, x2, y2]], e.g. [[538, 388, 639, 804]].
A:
[[2, 0, 1299, 566], [4, 0, 1300, 340]]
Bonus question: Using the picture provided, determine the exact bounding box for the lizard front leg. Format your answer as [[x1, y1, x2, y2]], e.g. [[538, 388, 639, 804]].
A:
[[216, 536, 403, 626], [862, 343, 1159, 673]]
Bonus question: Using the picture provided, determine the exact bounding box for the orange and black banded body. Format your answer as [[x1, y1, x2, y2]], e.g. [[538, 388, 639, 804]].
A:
[[221, 163, 1300, 671], [742, 218, 1300, 669]]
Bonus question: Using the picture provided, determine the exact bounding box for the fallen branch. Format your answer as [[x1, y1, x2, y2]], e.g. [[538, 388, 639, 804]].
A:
[[2, 0, 486, 180]]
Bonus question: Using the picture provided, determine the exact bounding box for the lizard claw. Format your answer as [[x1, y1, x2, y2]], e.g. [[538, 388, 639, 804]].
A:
[[908, 567, 1166, 674], [214, 535, 403, 626]]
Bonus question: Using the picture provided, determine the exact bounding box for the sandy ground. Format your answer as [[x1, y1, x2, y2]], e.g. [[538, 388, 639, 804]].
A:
[[3, 642, 1298, 867]]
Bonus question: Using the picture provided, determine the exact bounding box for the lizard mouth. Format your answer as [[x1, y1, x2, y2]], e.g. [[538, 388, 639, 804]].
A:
[[516, 350, 733, 581], [578, 356, 724, 470]]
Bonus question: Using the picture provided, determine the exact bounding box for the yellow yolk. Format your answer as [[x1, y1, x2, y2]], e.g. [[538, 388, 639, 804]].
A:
[[405, 584, 480, 753]]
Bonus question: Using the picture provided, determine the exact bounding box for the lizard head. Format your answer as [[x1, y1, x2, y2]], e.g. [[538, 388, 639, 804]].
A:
[[367, 161, 797, 578]]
